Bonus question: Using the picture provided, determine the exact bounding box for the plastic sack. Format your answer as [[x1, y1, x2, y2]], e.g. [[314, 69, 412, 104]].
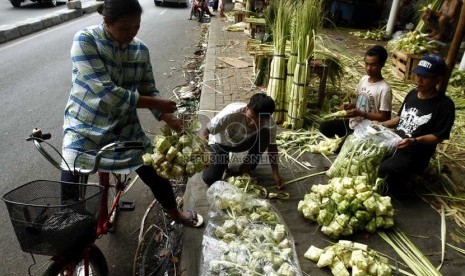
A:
[[327, 120, 402, 184], [200, 181, 302, 276], [353, 120, 402, 149], [42, 208, 97, 256]]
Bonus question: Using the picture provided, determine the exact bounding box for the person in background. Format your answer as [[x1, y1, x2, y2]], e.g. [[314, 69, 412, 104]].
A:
[[199, 93, 284, 190], [395, 0, 416, 31], [62, 0, 203, 227], [377, 54, 455, 193], [189, 0, 215, 20], [254, 0, 266, 14], [422, 0, 461, 42], [319, 45, 392, 138], [218, 0, 225, 17], [212, 0, 219, 11]]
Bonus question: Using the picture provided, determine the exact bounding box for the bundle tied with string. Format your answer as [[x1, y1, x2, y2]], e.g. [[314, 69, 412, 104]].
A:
[[266, 0, 290, 124], [142, 124, 208, 179]]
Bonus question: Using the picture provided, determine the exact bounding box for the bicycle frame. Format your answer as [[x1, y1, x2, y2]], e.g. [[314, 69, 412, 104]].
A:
[[96, 172, 126, 236], [25, 129, 143, 276]]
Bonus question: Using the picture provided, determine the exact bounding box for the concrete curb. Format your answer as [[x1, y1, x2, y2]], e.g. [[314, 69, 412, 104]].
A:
[[0, 1, 103, 44]]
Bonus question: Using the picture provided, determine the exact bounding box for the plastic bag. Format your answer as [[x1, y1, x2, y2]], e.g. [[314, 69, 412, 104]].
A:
[[327, 120, 402, 184], [353, 120, 402, 149], [42, 209, 97, 255], [200, 181, 302, 276]]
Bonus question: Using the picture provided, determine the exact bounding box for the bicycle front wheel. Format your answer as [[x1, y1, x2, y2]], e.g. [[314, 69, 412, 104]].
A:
[[43, 246, 109, 276]]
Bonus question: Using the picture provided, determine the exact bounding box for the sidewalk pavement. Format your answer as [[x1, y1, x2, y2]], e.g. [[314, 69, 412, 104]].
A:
[[180, 6, 465, 276], [180, 11, 333, 275], [0, 1, 102, 44], [179, 8, 333, 275], [180, 8, 261, 275]]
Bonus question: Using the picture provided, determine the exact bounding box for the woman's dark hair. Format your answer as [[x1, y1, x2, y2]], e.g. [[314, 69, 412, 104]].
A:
[[248, 93, 276, 118], [97, 0, 143, 23], [365, 45, 388, 65]]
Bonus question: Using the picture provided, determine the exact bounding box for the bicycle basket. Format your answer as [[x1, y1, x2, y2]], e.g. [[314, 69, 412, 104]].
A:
[[2, 180, 103, 256]]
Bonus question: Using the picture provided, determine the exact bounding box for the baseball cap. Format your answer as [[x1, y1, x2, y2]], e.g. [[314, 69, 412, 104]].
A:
[[412, 54, 446, 77]]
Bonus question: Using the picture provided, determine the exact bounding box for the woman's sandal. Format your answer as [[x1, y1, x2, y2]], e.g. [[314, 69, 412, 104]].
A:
[[176, 210, 204, 228]]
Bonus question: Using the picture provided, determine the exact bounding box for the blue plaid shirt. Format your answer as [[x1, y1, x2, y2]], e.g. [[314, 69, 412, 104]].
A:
[[62, 24, 159, 173]]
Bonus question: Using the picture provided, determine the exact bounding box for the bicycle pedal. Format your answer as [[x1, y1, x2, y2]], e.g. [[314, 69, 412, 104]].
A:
[[119, 201, 135, 211]]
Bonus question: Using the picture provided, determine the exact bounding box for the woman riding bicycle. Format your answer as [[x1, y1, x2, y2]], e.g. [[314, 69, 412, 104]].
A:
[[61, 0, 203, 228]]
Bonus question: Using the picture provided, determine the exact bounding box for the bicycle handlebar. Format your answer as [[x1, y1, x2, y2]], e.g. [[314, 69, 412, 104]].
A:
[[27, 128, 145, 175]]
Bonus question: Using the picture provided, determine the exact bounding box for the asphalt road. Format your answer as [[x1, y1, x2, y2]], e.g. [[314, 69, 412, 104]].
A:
[[0, 0, 201, 274], [0, 0, 86, 26]]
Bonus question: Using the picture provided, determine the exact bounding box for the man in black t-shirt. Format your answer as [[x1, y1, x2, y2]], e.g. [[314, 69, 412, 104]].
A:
[[377, 54, 455, 191]]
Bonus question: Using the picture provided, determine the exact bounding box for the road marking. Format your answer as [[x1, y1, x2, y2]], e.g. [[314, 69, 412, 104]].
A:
[[145, 8, 167, 16], [0, 13, 99, 51]]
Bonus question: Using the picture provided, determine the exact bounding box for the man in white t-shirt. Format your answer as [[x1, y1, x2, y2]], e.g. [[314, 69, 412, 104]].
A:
[[319, 45, 392, 137], [199, 93, 284, 189]]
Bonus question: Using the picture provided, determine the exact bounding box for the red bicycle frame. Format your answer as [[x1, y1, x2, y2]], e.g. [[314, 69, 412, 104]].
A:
[[96, 172, 124, 236]]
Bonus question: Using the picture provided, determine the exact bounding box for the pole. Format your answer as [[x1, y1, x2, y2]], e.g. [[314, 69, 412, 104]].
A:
[[439, 2, 465, 93], [459, 51, 465, 71], [386, 0, 401, 37]]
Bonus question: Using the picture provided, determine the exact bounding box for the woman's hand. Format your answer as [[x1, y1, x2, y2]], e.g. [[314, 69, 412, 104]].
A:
[[154, 98, 177, 113], [138, 96, 177, 113], [161, 113, 184, 133]]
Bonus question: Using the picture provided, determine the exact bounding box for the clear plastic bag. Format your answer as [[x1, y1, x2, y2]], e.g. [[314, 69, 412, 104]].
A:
[[200, 181, 302, 276], [327, 120, 402, 184], [353, 120, 402, 149]]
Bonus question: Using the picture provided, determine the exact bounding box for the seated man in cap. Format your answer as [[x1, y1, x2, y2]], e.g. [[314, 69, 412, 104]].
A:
[[377, 54, 455, 194]]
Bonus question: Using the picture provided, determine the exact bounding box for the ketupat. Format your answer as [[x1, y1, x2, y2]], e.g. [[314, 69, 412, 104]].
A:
[[387, 30, 437, 54], [226, 174, 268, 198], [304, 245, 324, 262], [298, 176, 395, 238], [326, 135, 392, 184], [203, 182, 301, 276], [305, 241, 392, 276], [144, 124, 208, 179]]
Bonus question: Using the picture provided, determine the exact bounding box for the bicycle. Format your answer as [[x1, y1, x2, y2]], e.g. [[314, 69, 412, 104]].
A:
[[2, 128, 145, 276]]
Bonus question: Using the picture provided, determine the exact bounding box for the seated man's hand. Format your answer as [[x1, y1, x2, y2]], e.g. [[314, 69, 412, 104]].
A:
[[345, 108, 363, 118], [396, 138, 415, 149], [340, 102, 355, 110]]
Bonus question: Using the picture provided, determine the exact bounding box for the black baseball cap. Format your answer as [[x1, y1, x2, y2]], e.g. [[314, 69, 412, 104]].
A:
[[413, 54, 446, 77]]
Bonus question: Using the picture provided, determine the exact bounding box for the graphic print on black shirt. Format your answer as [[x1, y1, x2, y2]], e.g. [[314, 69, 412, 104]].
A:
[[397, 105, 432, 136]]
